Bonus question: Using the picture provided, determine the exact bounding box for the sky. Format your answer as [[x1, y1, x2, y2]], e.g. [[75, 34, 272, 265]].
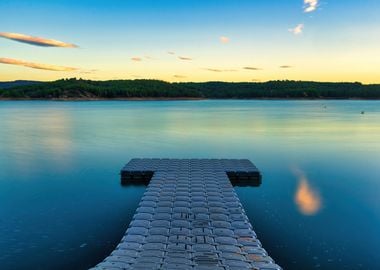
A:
[[0, 0, 380, 83]]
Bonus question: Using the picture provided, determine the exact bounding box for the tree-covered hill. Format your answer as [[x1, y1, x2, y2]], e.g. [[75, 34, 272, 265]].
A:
[[0, 80, 42, 89], [1, 78, 380, 99]]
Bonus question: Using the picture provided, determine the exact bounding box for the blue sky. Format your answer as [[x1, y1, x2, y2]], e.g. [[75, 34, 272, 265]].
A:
[[1, 0, 379, 82]]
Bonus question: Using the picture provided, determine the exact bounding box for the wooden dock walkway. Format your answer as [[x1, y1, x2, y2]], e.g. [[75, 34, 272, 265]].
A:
[[91, 159, 281, 270]]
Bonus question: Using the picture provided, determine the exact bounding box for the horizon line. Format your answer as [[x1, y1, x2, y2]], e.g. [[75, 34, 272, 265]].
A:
[[0, 78, 378, 85]]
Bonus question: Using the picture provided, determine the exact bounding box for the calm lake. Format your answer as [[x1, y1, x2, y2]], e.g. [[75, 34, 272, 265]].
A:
[[0, 100, 379, 270]]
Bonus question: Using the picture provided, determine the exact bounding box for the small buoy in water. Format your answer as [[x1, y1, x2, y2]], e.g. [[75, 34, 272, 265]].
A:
[[361, 111, 365, 114]]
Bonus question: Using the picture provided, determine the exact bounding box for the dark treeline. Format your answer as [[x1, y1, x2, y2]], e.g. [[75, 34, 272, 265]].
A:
[[1, 78, 380, 99], [0, 80, 41, 89]]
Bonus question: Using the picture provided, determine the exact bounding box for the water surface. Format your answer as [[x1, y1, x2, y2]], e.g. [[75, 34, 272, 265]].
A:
[[0, 100, 379, 269]]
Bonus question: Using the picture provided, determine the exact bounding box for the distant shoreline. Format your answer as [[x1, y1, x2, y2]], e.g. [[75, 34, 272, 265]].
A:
[[1, 97, 379, 101], [0, 97, 205, 101], [1, 79, 380, 100]]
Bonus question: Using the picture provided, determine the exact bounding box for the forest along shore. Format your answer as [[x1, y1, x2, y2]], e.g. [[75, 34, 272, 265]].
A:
[[1, 79, 380, 100]]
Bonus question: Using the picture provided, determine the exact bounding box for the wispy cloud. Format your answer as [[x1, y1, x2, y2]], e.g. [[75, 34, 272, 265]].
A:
[[205, 68, 237, 72], [280, 65, 293, 69], [168, 51, 175, 55], [220, 36, 230, 44], [289, 24, 304, 35], [243, 67, 262, 71], [0, 32, 78, 48], [304, 0, 319, 13], [174, 75, 186, 78], [131, 57, 142, 62], [77, 69, 98, 74], [178, 56, 192, 61], [0, 57, 77, 71]]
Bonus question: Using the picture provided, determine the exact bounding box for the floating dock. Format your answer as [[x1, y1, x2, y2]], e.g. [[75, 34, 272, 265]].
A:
[[91, 159, 281, 270]]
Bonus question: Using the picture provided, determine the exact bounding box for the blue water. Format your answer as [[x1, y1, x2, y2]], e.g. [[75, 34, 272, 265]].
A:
[[0, 100, 379, 270]]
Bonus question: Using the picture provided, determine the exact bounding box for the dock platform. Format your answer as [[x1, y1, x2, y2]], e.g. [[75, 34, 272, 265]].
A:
[[91, 159, 281, 270]]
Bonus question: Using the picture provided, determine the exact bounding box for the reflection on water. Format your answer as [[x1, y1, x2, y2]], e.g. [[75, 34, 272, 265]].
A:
[[39, 110, 72, 155], [2, 109, 73, 174], [293, 167, 322, 215], [6, 109, 73, 156], [295, 179, 321, 215], [295, 174, 321, 215], [0, 100, 379, 270]]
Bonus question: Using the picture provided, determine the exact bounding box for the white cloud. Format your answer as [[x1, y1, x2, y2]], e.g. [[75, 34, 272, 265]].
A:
[[289, 24, 304, 35], [304, 0, 319, 13]]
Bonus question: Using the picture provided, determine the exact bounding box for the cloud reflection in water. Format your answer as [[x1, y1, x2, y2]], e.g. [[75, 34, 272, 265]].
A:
[[292, 167, 322, 215]]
